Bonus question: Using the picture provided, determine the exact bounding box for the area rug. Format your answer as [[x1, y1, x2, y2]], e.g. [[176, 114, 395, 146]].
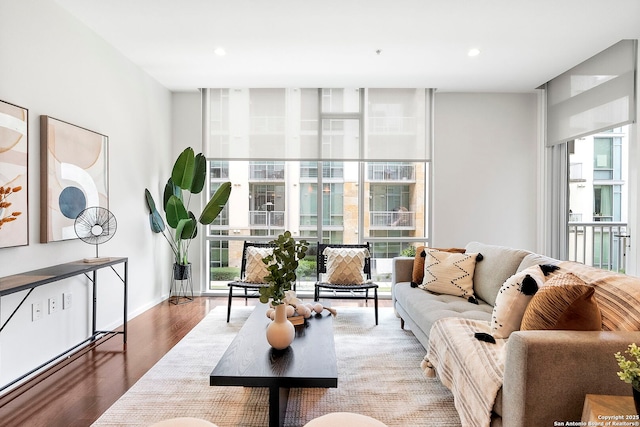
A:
[[92, 306, 460, 427]]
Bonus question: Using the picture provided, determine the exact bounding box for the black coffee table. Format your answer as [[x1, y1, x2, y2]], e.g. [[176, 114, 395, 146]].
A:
[[210, 303, 338, 427]]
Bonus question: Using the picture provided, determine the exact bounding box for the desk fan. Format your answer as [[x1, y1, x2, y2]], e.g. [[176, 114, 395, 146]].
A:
[[74, 206, 117, 263]]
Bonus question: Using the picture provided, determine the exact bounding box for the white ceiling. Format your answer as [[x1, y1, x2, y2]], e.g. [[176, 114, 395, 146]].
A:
[[54, 0, 640, 93]]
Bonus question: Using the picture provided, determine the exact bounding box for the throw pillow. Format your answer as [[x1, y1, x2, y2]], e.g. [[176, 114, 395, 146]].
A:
[[520, 272, 602, 331], [419, 249, 479, 302], [411, 246, 467, 286], [244, 246, 273, 283], [490, 265, 546, 339], [324, 247, 369, 285]]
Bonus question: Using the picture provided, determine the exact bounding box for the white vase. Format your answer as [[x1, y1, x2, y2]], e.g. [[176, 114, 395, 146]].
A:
[[266, 304, 295, 350]]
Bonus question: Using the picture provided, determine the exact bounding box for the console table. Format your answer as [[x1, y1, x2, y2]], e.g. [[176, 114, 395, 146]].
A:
[[0, 257, 128, 393]]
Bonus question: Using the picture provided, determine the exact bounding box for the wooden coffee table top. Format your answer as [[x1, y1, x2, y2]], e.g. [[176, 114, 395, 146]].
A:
[[210, 303, 338, 389]]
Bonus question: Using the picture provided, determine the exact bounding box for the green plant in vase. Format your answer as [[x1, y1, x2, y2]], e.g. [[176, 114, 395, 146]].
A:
[[614, 343, 640, 414], [259, 231, 308, 306], [144, 147, 231, 269]]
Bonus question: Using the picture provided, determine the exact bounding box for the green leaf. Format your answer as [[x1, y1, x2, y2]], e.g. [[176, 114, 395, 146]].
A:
[[199, 181, 231, 224], [180, 212, 198, 239], [149, 211, 165, 233], [171, 148, 195, 190], [163, 178, 182, 211], [165, 195, 189, 228], [144, 188, 156, 213], [190, 153, 207, 194]]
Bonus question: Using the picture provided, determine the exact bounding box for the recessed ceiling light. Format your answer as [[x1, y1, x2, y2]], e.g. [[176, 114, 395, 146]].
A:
[[214, 47, 226, 56], [468, 48, 480, 57]]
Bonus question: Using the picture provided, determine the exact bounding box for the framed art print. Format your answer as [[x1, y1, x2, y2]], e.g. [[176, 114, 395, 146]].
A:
[[0, 100, 29, 249], [40, 116, 108, 243]]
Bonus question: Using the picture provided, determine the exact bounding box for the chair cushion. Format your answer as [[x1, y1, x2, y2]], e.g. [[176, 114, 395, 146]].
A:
[[324, 247, 369, 285], [419, 249, 479, 301], [520, 272, 602, 331], [244, 246, 273, 283]]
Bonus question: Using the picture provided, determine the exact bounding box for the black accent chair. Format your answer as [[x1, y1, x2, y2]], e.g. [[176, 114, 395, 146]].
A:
[[314, 243, 379, 325], [226, 241, 279, 322]]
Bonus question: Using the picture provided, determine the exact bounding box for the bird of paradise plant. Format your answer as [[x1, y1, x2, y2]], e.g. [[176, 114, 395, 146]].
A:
[[144, 148, 231, 266]]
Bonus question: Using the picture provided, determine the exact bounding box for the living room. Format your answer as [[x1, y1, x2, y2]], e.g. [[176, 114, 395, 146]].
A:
[[1, 1, 640, 426]]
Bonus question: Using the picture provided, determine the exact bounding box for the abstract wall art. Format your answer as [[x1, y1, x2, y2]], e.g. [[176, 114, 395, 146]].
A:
[[0, 100, 29, 249], [40, 116, 108, 243]]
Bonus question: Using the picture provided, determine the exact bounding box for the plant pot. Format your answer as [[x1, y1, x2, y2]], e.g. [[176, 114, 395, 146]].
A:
[[633, 386, 640, 415], [173, 263, 191, 280], [266, 304, 295, 350]]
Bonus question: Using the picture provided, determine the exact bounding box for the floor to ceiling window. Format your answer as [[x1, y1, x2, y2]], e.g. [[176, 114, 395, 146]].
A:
[[203, 88, 433, 294]]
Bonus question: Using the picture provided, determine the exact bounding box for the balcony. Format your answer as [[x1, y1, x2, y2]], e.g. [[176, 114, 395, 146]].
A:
[[249, 210, 285, 228], [367, 163, 415, 182], [568, 221, 629, 272], [249, 164, 285, 181], [369, 210, 415, 230]]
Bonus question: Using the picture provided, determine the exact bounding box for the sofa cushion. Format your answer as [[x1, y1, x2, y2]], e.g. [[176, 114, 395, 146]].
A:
[[394, 281, 492, 341], [420, 250, 479, 301], [520, 272, 602, 331], [323, 247, 368, 285], [491, 265, 546, 339], [411, 246, 466, 285], [244, 246, 273, 283], [465, 242, 531, 306]]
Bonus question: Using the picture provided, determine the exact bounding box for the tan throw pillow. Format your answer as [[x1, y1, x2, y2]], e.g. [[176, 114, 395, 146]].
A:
[[419, 249, 479, 301], [244, 246, 273, 283], [324, 247, 369, 285], [411, 246, 467, 285], [520, 272, 602, 331]]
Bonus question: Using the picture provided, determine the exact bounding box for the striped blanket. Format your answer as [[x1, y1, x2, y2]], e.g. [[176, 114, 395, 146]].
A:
[[423, 318, 505, 427]]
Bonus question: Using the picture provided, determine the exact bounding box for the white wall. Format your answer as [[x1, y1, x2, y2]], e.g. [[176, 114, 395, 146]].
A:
[[432, 93, 539, 251], [0, 0, 172, 387]]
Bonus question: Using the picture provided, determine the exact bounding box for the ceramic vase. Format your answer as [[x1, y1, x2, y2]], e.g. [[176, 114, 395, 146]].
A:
[[633, 386, 640, 415], [266, 304, 295, 350]]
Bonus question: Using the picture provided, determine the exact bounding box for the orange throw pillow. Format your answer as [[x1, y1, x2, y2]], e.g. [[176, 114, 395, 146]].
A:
[[520, 272, 602, 331]]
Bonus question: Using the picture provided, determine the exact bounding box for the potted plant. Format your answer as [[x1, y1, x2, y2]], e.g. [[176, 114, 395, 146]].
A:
[[144, 147, 231, 279], [259, 231, 307, 349], [614, 343, 640, 414]]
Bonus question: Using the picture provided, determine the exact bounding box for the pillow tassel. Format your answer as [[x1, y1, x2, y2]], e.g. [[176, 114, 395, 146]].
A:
[[540, 264, 560, 276], [468, 296, 479, 304], [474, 332, 496, 344], [420, 249, 426, 257], [476, 253, 484, 262], [410, 282, 418, 288], [520, 274, 539, 296]]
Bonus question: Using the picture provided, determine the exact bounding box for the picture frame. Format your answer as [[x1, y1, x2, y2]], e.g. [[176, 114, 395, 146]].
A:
[[0, 100, 29, 249], [40, 116, 109, 243]]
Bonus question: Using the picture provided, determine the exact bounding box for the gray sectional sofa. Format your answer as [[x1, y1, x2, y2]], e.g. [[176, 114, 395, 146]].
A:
[[391, 241, 640, 427]]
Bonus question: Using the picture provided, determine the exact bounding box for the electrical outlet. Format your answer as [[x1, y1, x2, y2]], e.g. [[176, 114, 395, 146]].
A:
[[48, 297, 57, 314], [32, 302, 43, 321], [63, 292, 72, 310]]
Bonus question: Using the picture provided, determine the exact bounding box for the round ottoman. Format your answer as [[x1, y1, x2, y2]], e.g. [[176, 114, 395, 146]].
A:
[[148, 418, 218, 427], [304, 412, 388, 426]]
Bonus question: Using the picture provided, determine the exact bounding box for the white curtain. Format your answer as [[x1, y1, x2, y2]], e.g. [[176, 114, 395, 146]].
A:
[[545, 142, 569, 259], [202, 88, 433, 161], [545, 39, 637, 146]]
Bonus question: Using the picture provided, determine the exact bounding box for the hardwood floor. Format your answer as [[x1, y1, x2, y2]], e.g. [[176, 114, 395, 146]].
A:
[[0, 296, 392, 427]]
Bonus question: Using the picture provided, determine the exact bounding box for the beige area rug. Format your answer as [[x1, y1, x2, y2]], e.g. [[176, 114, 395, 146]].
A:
[[92, 306, 460, 427]]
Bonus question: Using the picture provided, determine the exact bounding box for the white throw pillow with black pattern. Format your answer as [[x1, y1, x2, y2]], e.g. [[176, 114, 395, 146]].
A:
[[420, 249, 480, 302], [244, 247, 273, 283]]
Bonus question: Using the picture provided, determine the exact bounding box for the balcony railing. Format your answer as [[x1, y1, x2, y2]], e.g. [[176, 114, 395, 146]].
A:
[[568, 221, 630, 273], [249, 211, 285, 228], [367, 163, 415, 181], [369, 211, 415, 229], [249, 164, 285, 180]]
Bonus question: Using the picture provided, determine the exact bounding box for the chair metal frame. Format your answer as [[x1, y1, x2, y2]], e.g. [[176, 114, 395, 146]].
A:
[[314, 243, 379, 325], [226, 241, 280, 322]]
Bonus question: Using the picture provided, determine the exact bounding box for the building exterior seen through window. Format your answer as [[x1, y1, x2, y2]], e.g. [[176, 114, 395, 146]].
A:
[[568, 126, 629, 271]]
